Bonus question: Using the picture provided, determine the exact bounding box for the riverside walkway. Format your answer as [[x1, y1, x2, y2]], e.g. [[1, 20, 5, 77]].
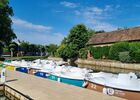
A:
[[5, 70, 124, 100]]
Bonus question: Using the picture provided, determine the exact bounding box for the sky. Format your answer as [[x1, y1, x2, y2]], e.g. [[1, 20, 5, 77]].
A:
[[10, 0, 140, 45]]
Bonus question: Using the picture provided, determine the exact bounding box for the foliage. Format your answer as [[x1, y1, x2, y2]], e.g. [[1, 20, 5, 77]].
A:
[[9, 42, 18, 51], [129, 42, 140, 62], [90, 46, 110, 59], [57, 44, 68, 60], [57, 44, 79, 60], [0, 57, 5, 61], [0, 42, 4, 55], [67, 24, 88, 49], [46, 44, 58, 56], [58, 24, 95, 60], [19, 41, 30, 54], [66, 43, 78, 58], [119, 51, 131, 63], [130, 49, 140, 63], [87, 28, 96, 39], [61, 37, 67, 44], [0, 0, 8, 7], [109, 42, 129, 60], [0, 0, 16, 45], [79, 48, 88, 59]]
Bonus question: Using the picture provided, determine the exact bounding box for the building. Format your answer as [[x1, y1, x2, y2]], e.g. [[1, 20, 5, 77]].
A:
[[87, 26, 140, 47]]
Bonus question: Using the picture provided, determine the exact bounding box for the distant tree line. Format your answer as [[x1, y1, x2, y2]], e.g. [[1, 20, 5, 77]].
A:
[[2, 41, 58, 57]]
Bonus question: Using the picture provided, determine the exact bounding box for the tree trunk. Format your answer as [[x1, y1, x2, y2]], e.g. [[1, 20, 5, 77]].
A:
[[11, 50, 13, 57]]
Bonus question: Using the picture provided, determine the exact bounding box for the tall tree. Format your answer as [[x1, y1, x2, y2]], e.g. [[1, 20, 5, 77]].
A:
[[0, 0, 16, 46], [67, 24, 88, 49], [58, 24, 95, 60]]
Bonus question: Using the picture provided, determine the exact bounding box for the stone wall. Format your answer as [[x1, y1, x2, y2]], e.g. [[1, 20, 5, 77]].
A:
[[76, 59, 140, 74], [48, 57, 63, 61]]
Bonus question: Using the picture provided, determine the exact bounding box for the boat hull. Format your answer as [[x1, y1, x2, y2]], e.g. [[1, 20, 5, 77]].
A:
[[34, 71, 49, 78], [85, 81, 140, 100], [16, 67, 28, 73], [48, 74, 59, 81], [61, 77, 84, 87], [48, 74, 84, 87], [5, 65, 15, 70]]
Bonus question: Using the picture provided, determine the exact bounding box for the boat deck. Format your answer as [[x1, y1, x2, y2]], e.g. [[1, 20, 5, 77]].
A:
[[5, 70, 125, 100]]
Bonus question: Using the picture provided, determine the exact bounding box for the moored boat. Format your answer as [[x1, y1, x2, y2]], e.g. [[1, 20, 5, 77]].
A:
[[49, 66, 91, 87], [84, 72, 140, 100], [15, 60, 29, 73]]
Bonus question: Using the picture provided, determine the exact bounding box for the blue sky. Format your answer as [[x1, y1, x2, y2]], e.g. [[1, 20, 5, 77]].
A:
[[10, 0, 140, 45]]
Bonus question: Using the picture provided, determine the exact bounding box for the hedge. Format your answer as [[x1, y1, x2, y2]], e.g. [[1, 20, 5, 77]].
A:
[[119, 51, 131, 63], [109, 42, 129, 60], [90, 46, 110, 59]]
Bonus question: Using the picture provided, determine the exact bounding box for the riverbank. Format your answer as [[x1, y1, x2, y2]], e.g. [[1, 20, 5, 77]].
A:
[[48, 57, 140, 74], [76, 59, 140, 74]]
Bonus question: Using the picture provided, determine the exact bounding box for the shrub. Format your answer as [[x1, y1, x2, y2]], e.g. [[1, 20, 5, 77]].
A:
[[0, 57, 5, 61], [131, 49, 140, 63], [90, 47, 101, 59], [109, 42, 129, 60], [90, 46, 110, 59], [129, 42, 140, 62], [101, 46, 110, 59], [119, 51, 131, 63], [79, 48, 88, 59]]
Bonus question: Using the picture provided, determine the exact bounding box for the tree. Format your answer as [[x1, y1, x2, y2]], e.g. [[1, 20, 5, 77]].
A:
[[46, 44, 58, 56], [57, 44, 68, 61], [67, 24, 88, 49], [61, 37, 67, 44], [87, 28, 96, 39], [9, 42, 18, 57], [95, 30, 105, 33], [58, 24, 95, 60], [38, 45, 45, 56], [0, 0, 8, 7], [0, 0, 16, 46], [19, 41, 30, 55]]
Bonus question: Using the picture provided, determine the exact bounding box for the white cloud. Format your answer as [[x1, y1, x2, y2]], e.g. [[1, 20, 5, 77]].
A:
[[75, 6, 117, 31], [12, 18, 52, 32], [12, 17, 65, 44], [74, 10, 81, 15], [60, 1, 77, 8], [104, 5, 112, 11]]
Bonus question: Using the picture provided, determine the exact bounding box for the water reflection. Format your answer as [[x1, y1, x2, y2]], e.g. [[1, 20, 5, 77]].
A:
[[77, 63, 140, 76]]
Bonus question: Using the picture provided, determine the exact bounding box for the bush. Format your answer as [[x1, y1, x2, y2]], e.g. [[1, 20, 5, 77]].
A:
[[79, 48, 88, 59], [101, 46, 110, 58], [90, 47, 101, 59], [90, 46, 110, 59], [109, 42, 129, 60], [129, 42, 140, 62], [130, 50, 140, 63], [119, 51, 131, 63], [0, 57, 5, 61]]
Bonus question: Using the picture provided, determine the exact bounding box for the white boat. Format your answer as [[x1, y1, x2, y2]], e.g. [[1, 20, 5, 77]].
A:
[[84, 72, 140, 100]]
